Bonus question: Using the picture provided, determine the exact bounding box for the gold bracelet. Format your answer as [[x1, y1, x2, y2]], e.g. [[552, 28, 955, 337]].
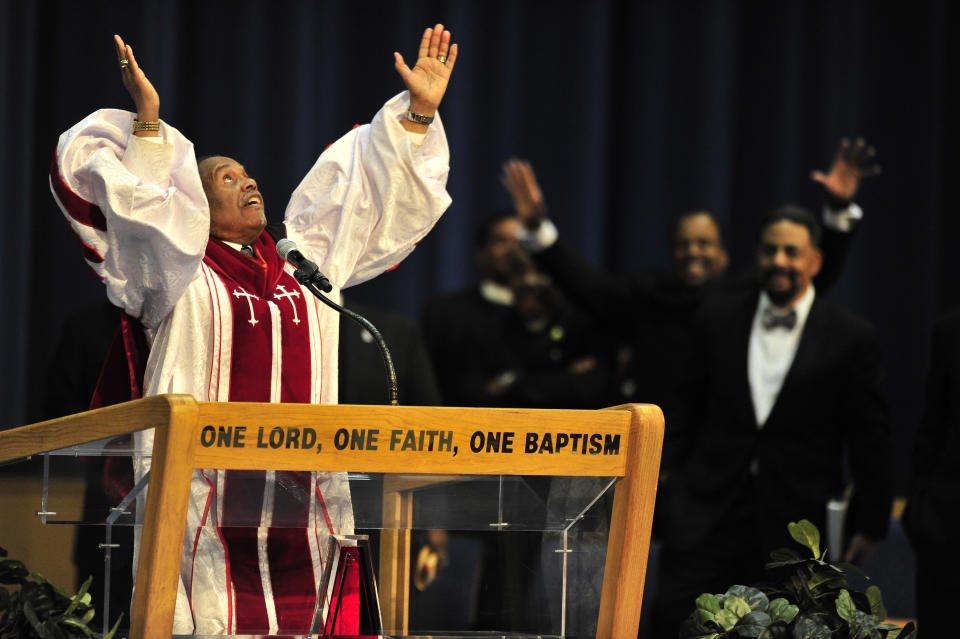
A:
[[132, 119, 160, 132]]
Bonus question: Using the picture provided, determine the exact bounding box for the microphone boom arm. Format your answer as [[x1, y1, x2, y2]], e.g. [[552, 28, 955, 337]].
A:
[[299, 278, 400, 406]]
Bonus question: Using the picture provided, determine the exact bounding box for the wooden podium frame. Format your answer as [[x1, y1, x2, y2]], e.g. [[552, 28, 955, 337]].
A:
[[0, 395, 663, 639]]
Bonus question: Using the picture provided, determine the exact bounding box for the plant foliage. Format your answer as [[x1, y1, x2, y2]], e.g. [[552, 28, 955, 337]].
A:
[[0, 546, 121, 639], [679, 520, 917, 639]]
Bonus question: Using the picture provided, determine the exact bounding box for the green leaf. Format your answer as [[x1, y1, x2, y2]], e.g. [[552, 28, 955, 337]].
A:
[[77, 606, 95, 626], [725, 585, 768, 611], [765, 598, 798, 624], [876, 624, 902, 639], [788, 520, 822, 559], [758, 621, 789, 639], [23, 599, 52, 638], [734, 610, 771, 637], [835, 590, 857, 624], [865, 585, 887, 621], [697, 593, 722, 614], [768, 548, 803, 563], [837, 561, 868, 578], [791, 614, 832, 639], [0, 559, 29, 585], [31, 574, 69, 600], [694, 609, 716, 625], [62, 577, 92, 619], [716, 608, 740, 631], [849, 610, 882, 639], [764, 548, 807, 571], [43, 617, 66, 639], [103, 613, 123, 639], [62, 617, 94, 637], [724, 596, 752, 618]]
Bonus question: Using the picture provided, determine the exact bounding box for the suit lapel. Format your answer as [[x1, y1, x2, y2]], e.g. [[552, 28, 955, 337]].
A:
[[728, 292, 761, 428]]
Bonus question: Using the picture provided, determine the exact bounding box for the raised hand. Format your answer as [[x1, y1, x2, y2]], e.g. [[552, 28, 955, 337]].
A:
[[501, 158, 547, 230], [393, 24, 458, 119], [113, 34, 159, 133], [811, 137, 882, 204]]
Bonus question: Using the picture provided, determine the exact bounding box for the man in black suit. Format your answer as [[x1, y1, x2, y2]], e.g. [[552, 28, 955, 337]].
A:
[[653, 205, 893, 636], [422, 214, 609, 409], [903, 310, 960, 636]]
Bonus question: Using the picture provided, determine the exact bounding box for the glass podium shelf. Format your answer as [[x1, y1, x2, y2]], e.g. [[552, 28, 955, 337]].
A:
[[29, 447, 617, 638]]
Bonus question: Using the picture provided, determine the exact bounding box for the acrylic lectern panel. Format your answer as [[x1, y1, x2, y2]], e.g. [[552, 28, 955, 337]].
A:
[[0, 396, 664, 639]]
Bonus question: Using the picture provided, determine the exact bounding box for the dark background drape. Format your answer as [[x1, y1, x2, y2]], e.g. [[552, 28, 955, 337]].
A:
[[2, 0, 955, 493]]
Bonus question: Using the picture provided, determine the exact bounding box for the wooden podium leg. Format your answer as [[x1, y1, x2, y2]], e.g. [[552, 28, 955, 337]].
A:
[[379, 483, 413, 635], [597, 404, 664, 639], [129, 398, 198, 639]]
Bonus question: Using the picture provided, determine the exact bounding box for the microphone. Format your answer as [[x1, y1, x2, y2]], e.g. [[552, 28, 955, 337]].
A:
[[276, 239, 333, 292]]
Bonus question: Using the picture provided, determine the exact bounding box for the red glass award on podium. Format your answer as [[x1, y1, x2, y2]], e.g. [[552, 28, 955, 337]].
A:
[[313, 535, 383, 638]]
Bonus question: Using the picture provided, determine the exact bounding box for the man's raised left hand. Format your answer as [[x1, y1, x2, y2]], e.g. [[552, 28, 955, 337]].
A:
[[394, 24, 458, 130], [811, 137, 882, 204]]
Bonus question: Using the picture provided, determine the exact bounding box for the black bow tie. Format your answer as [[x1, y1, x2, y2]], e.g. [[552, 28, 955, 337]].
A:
[[762, 307, 797, 330]]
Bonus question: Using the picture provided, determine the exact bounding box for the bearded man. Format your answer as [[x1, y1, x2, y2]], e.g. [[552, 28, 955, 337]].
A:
[[652, 205, 893, 637]]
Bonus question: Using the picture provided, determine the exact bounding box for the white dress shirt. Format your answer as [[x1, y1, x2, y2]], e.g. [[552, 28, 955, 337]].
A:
[[748, 284, 816, 427]]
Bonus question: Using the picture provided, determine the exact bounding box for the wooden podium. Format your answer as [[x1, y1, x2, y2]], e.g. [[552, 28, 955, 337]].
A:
[[0, 395, 663, 639]]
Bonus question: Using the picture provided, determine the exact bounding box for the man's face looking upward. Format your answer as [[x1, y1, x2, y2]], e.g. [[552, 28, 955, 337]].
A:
[[756, 220, 823, 308], [199, 156, 267, 245], [673, 212, 728, 286]]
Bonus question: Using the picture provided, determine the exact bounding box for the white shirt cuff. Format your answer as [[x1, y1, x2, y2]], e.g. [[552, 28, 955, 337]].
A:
[[516, 218, 559, 253], [822, 202, 863, 232]]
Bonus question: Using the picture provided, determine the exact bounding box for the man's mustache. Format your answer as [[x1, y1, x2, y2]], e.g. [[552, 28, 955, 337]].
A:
[[681, 255, 711, 269], [761, 267, 798, 285]]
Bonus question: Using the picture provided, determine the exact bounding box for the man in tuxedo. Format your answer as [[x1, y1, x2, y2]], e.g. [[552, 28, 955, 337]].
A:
[[653, 205, 893, 636]]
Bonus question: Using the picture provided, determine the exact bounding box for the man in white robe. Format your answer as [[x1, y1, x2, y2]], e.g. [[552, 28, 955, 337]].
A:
[[50, 27, 457, 635]]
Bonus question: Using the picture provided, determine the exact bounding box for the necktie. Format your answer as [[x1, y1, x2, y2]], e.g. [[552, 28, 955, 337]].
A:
[[762, 307, 797, 330], [241, 245, 255, 258]]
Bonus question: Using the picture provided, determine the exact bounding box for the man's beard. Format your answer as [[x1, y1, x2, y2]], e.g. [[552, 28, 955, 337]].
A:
[[761, 267, 798, 307], [678, 255, 722, 287]]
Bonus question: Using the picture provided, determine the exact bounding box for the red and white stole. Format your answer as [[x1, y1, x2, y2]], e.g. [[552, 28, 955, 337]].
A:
[[202, 234, 327, 634]]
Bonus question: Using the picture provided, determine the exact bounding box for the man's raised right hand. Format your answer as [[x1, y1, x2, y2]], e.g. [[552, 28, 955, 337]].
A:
[[501, 158, 547, 231], [113, 34, 160, 136]]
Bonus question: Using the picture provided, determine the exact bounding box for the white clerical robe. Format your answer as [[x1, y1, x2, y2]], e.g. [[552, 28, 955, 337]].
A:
[[50, 91, 451, 634]]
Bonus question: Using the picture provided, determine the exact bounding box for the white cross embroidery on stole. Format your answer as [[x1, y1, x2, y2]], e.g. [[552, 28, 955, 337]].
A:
[[273, 285, 302, 324], [232, 288, 260, 326]]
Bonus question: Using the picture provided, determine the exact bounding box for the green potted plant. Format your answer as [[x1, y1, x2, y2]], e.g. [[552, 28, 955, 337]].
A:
[[679, 520, 918, 639], [0, 546, 121, 639]]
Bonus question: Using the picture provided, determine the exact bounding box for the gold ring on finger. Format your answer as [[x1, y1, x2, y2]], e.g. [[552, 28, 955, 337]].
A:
[[119, 59, 130, 70], [437, 55, 447, 63]]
